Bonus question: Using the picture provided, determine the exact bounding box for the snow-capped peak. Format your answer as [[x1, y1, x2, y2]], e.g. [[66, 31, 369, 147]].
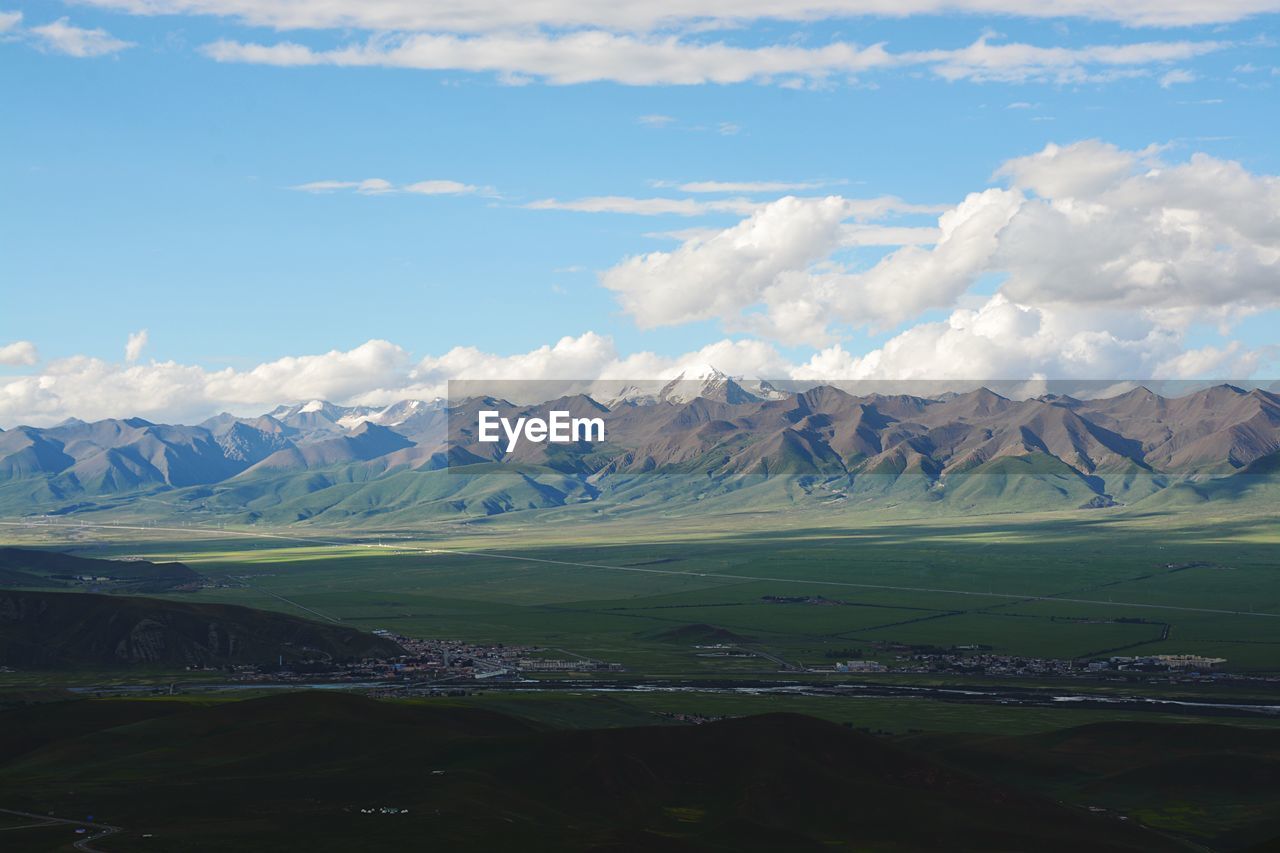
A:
[[337, 398, 442, 430]]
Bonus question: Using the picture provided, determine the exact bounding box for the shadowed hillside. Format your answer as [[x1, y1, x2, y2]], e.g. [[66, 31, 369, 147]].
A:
[[0, 692, 1189, 852], [0, 547, 202, 592], [0, 590, 403, 668]]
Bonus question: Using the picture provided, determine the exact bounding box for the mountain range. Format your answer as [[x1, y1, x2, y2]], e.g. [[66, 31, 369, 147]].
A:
[[1, 372, 1278, 525]]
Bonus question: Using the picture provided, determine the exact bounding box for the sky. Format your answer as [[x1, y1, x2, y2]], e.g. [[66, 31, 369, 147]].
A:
[[1, 0, 1279, 425]]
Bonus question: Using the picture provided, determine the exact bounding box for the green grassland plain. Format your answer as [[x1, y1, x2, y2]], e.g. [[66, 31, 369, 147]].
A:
[[4, 505, 1277, 674]]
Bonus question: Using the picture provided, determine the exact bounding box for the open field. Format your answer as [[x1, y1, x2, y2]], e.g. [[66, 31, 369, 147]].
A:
[[3, 507, 1278, 675], [3, 506, 1279, 851]]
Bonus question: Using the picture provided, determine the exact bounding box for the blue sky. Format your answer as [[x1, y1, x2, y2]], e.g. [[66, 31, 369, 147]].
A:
[[1, 1, 1278, 423]]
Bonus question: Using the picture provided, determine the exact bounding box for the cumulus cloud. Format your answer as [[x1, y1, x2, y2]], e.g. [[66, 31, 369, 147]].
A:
[[2, 324, 1268, 426], [75, 0, 1280, 32], [198, 32, 1229, 87], [30, 17, 134, 57], [0, 341, 38, 367], [603, 195, 852, 336], [602, 141, 1280, 345], [792, 296, 1269, 381], [124, 329, 148, 363], [0, 340, 412, 426], [408, 333, 797, 391], [599, 192, 977, 341]]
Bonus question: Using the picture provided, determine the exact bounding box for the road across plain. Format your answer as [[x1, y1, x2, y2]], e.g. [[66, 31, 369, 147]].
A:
[[3, 518, 1278, 621]]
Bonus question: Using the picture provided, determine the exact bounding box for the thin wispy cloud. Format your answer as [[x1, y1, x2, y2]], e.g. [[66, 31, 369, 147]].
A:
[[200, 33, 1232, 88], [526, 196, 761, 216], [290, 178, 485, 196], [75, 0, 1280, 31], [529, 192, 944, 218], [125, 329, 148, 363], [1160, 68, 1198, 87], [29, 17, 134, 57], [669, 179, 839, 193]]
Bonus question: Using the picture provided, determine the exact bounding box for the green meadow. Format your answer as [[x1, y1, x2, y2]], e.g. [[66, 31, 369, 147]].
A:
[[9, 505, 1277, 674]]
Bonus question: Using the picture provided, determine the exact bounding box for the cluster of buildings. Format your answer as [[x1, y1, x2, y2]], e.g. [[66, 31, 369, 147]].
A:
[[229, 632, 624, 684], [652, 711, 729, 725], [1088, 654, 1227, 672], [833, 660, 887, 673], [853, 648, 1230, 679], [896, 651, 1082, 677], [515, 658, 624, 672]]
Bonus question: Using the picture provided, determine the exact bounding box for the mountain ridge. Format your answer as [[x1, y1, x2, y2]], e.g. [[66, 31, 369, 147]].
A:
[[2, 380, 1278, 523]]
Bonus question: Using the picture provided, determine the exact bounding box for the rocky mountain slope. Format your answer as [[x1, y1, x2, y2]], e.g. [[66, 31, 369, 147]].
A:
[[1, 378, 1278, 523]]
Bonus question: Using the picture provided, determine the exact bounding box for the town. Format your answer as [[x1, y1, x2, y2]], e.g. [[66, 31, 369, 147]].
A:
[[220, 631, 626, 685], [196, 630, 1254, 690]]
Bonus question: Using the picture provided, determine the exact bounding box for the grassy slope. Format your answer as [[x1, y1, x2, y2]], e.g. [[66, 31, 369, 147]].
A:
[[0, 692, 1189, 852]]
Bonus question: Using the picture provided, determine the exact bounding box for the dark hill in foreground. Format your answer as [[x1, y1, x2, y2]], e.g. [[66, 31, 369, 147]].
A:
[[0, 546, 202, 592], [914, 719, 1280, 850], [0, 590, 402, 668], [0, 692, 1183, 852]]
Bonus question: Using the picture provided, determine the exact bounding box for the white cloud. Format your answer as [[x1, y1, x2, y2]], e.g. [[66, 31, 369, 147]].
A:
[[0, 341, 38, 367], [0, 340, 412, 426], [30, 17, 134, 57], [3, 323, 1267, 426], [792, 295, 1270, 381], [638, 114, 676, 127], [602, 195, 853, 338], [675, 179, 835, 193], [599, 140, 1280, 348], [290, 177, 480, 195], [838, 224, 942, 245], [124, 329, 148, 363], [992, 142, 1280, 324], [404, 179, 477, 195], [0, 10, 22, 33], [75, 0, 1280, 32], [993, 138, 1151, 197], [913, 35, 1225, 84], [526, 195, 761, 216], [529, 192, 939, 218], [1160, 68, 1197, 87], [199, 32, 894, 85], [199, 32, 1229, 87], [600, 191, 1000, 340], [289, 180, 360, 193]]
